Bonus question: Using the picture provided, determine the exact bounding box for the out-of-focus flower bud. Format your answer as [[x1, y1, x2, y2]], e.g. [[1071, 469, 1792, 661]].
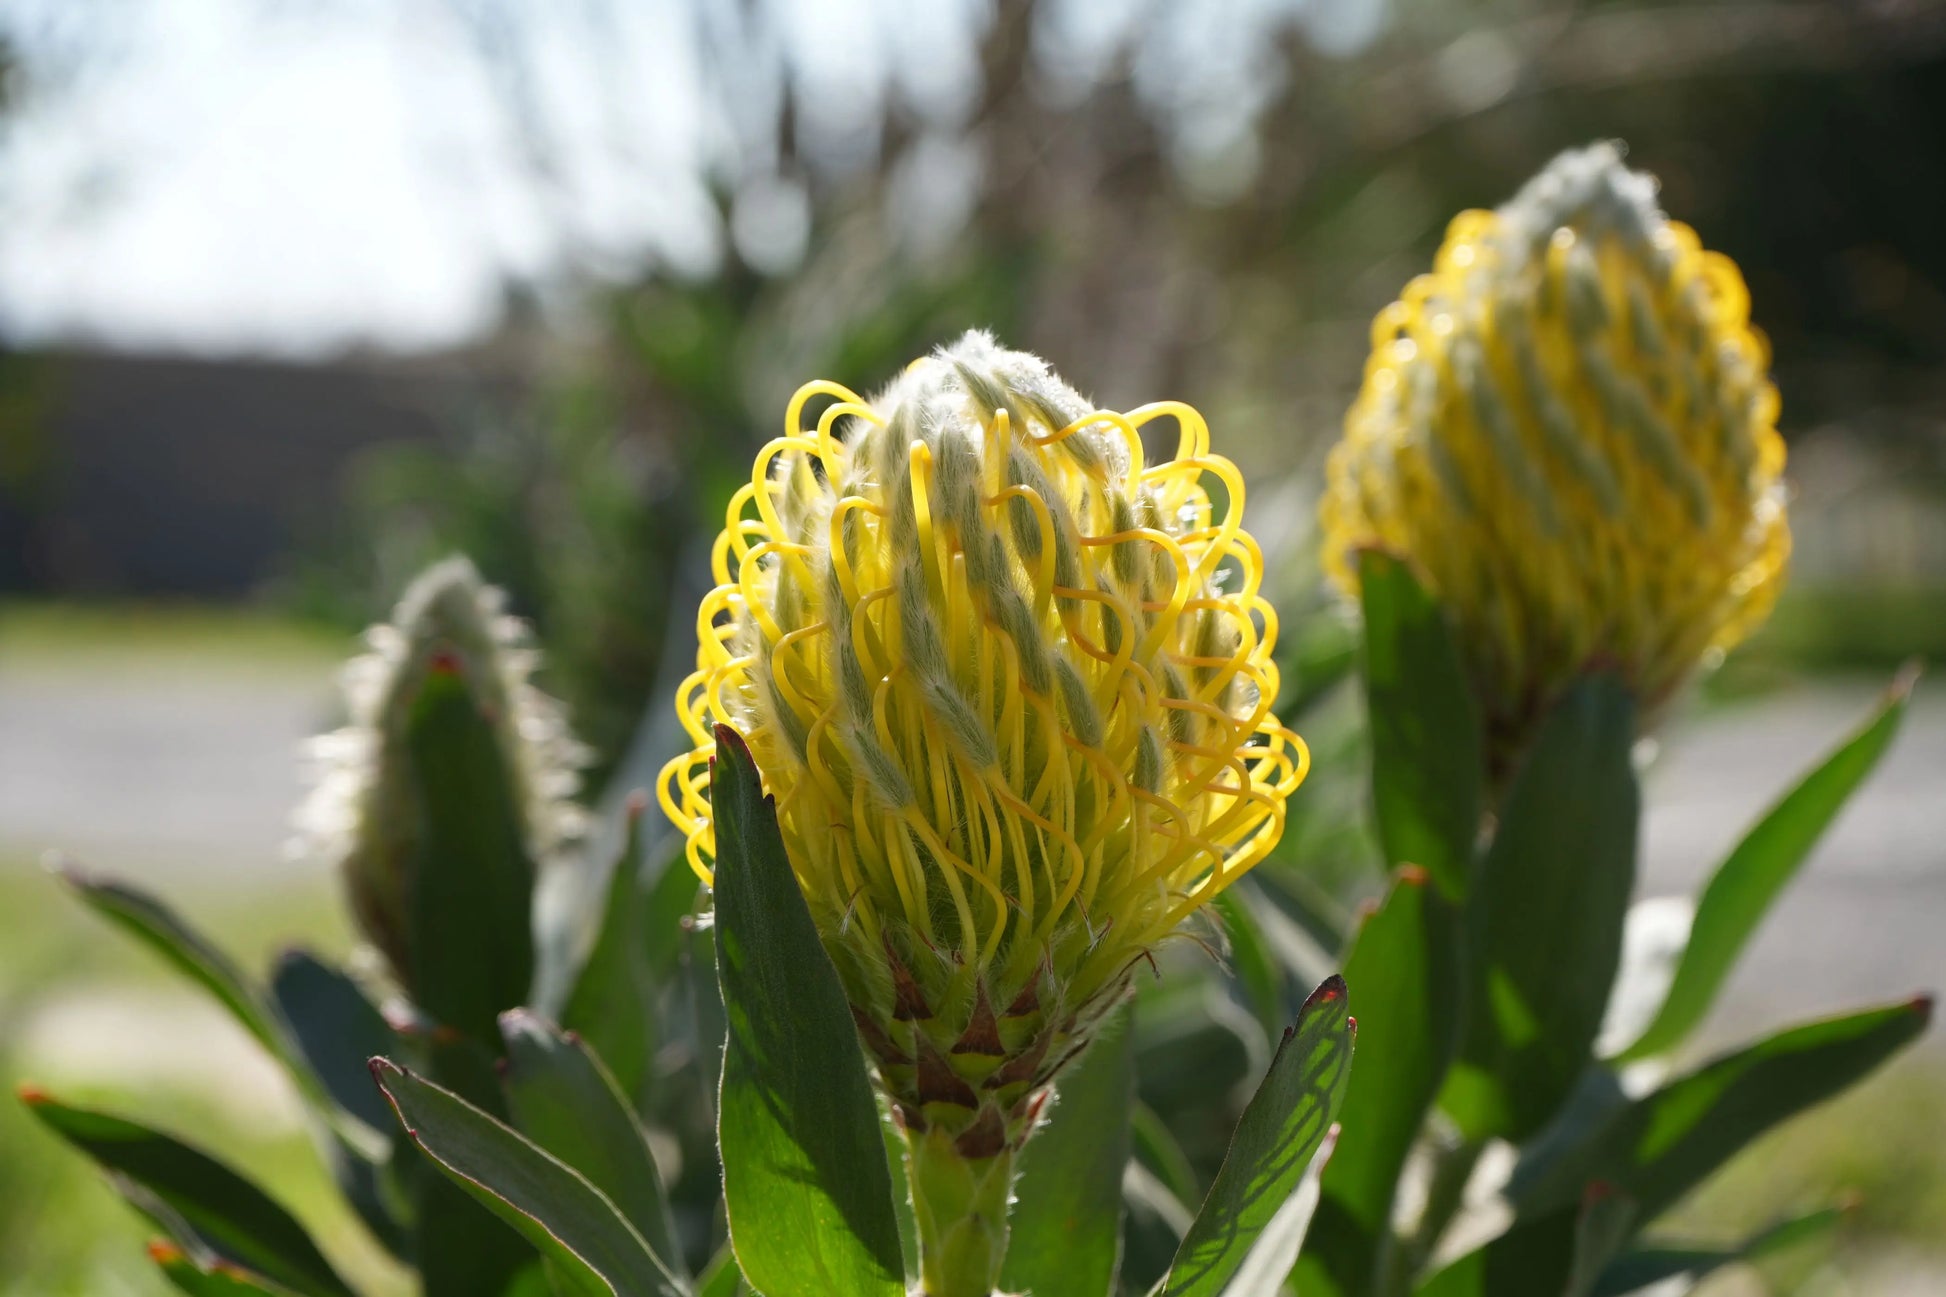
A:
[[660, 331, 1305, 1297], [294, 557, 587, 1039], [1322, 143, 1790, 757]]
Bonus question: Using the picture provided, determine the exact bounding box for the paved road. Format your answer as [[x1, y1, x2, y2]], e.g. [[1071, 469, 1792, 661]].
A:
[[0, 653, 340, 877], [1, 648, 1940, 1043]]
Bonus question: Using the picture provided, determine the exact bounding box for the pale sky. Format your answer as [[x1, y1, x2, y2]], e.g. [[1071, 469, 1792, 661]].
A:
[[0, 0, 1382, 358]]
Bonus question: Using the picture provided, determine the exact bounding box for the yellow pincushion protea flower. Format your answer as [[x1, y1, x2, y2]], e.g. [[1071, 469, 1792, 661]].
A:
[[1322, 143, 1790, 754], [659, 330, 1303, 1296]]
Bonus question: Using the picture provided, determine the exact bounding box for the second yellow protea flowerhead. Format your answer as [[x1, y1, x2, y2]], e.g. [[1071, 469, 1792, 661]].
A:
[[1322, 143, 1790, 753], [660, 331, 1304, 1149]]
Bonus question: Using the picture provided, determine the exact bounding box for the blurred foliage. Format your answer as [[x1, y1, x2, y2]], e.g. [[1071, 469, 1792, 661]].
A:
[[275, 0, 1946, 785]]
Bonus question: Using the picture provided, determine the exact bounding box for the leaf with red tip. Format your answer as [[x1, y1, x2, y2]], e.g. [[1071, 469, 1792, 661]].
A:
[[1295, 867, 1461, 1297], [148, 1239, 296, 1295], [370, 1056, 684, 1297], [1162, 975, 1355, 1297], [22, 1091, 352, 1297]]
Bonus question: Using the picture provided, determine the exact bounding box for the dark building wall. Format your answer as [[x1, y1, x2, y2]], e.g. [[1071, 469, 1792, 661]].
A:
[[0, 348, 475, 597]]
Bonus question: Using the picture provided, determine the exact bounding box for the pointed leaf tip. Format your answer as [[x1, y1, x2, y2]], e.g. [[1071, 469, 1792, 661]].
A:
[[1304, 974, 1348, 1011], [713, 723, 752, 763], [16, 1083, 48, 1105], [1395, 864, 1430, 887]]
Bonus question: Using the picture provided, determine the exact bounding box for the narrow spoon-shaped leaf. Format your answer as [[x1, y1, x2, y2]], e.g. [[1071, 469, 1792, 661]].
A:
[[1622, 667, 1917, 1059], [148, 1240, 297, 1296], [21, 1090, 353, 1297], [371, 1057, 685, 1297], [709, 725, 905, 1297], [1511, 997, 1932, 1221], [1162, 975, 1355, 1297], [1359, 550, 1484, 899], [1296, 867, 1460, 1297], [498, 1009, 686, 1278]]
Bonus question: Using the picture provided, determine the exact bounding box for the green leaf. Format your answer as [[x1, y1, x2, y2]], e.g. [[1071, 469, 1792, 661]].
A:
[[269, 949, 394, 1139], [560, 798, 698, 1109], [1510, 997, 1932, 1222], [1217, 1125, 1339, 1297], [1358, 550, 1484, 899], [371, 1057, 685, 1297], [56, 863, 300, 1085], [709, 725, 905, 1297], [498, 1009, 686, 1278], [1162, 975, 1356, 1297], [1591, 1204, 1845, 1295], [878, 1100, 919, 1281], [1565, 1188, 1636, 1297], [1276, 613, 1358, 724], [1295, 868, 1462, 1297], [1131, 1103, 1201, 1211], [21, 1091, 353, 1297], [1001, 1004, 1135, 1297], [695, 1246, 745, 1297], [1622, 667, 1918, 1060], [267, 949, 412, 1257], [1214, 891, 1285, 1044], [149, 1239, 297, 1295], [1443, 675, 1638, 1141], [1413, 1207, 1581, 1297], [404, 664, 538, 1043]]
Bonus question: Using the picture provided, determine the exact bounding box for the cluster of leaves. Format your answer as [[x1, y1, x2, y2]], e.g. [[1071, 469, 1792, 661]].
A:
[[24, 547, 1928, 1297], [1283, 555, 1929, 1296]]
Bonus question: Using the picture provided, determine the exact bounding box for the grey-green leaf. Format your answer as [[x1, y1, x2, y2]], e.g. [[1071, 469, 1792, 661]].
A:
[[1162, 975, 1356, 1297], [1510, 997, 1932, 1222], [1358, 550, 1484, 900], [371, 1057, 685, 1297], [1591, 1204, 1845, 1295], [270, 949, 394, 1140], [22, 1091, 354, 1297], [561, 797, 701, 1109], [1621, 667, 1917, 1060], [1001, 1004, 1135, 1297], [149, 1239, 298, 1295], [56, 863, 301, 1088], [1217, 1125, 1339, 1297], [1443, 674, 1638, 1142], [498, 1009, 686, 1278], [709, 724, 905, 1297], [1296, 868, 1461, 1297]]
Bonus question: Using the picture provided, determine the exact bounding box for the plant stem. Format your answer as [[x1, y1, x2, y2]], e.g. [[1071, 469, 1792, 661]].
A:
[[905, 1124, 1016, 1297]]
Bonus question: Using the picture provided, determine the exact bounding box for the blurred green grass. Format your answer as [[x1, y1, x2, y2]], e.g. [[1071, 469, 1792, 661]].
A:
[[0, 860, 409, 1296], [0, 599, 345, 672]]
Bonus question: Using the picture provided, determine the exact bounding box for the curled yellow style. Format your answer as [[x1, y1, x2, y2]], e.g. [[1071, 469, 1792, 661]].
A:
[[1322, 143, 1790, 751], [659, 334, 1302, 1288]]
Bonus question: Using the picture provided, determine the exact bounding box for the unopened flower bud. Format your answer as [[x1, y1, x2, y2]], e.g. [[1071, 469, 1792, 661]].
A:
[[1321, 143, 1790, 755], [294, 557, 587, 1039]]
